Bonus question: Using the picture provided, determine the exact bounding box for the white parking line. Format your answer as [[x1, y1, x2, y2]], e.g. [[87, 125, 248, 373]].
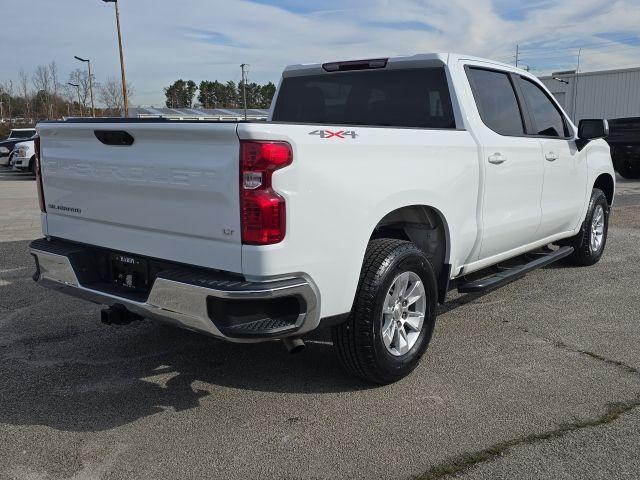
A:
[[0, 267, 30, 274]]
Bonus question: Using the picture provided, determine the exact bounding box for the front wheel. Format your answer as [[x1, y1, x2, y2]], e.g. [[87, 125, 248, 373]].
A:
[[332, 239, 438, 384], [566, 188, 609, 266]]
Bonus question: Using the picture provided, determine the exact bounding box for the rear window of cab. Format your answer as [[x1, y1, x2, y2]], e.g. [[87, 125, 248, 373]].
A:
[[272, 68, 456, 129]]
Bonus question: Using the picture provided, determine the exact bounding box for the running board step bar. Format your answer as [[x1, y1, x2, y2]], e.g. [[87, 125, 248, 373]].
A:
[[457, 246, 574, 294]]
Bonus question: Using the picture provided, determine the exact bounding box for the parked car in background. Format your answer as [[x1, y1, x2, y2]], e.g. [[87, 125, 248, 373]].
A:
[[607, 117, 640, 179], [0, 128, 37, 167], [9, 140, 36, 174]]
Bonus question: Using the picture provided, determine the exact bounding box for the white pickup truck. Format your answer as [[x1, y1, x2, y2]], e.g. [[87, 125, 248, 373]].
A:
[[31, 53, 614, 384], [9, 139, 36, 173]]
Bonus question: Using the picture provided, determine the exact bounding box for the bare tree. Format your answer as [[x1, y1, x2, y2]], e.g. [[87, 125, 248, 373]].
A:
[[49, 61, 60, 119], [18, 69, 31, 121], [62, 83, 78, 116], [0, 80, 15, 119], [32, 64, 52, 119], [98, 77, 133, 116], [68, 69, 97, 116]]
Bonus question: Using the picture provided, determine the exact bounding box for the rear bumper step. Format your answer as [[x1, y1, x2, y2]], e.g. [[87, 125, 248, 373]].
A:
[[457, 246, 574, 294], [30, 238, 320, 342]]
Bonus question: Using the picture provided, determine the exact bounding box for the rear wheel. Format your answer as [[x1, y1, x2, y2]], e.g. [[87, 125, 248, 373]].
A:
[[332, 238, 438, 384], [565, 188, 609, 266]]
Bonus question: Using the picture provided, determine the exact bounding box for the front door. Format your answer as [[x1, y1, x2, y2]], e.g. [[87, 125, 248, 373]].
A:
[[516, 76, 588, 237]]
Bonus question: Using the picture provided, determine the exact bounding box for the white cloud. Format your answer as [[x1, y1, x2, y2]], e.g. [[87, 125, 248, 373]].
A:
[[1, 0, 638, 106]]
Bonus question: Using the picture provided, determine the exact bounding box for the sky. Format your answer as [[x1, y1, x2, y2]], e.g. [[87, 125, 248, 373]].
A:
[[2, 0, 640, 106]]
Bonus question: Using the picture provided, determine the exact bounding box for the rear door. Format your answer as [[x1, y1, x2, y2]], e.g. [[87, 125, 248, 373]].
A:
[[38, 121, 243, 272], [465, 65, 544, 260], [516, 76, 586, 237]]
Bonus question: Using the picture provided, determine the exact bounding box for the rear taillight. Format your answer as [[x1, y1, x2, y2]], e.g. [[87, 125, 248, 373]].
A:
[[34, 135, 46, 213], [240, 140, 292, 245]]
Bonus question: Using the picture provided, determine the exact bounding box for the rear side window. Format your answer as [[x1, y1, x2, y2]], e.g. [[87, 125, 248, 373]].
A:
[[272, 68, 456, 129], [519, 77, 569, 137], [467, 68, 524, 136]]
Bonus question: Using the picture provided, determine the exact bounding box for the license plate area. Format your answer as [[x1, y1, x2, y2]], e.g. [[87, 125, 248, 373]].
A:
[[109, 253, 150, 293]]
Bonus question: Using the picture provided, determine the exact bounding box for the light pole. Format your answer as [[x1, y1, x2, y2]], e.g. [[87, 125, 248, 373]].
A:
[[102, 0, 129, 117], [240, 63, 248, 120], [74, 56, 95, 117], [67, 82, 83, 117]]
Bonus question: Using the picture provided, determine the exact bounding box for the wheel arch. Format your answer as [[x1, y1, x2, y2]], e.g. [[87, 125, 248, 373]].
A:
[[593, 173, 614, 206], [369, 204, 452, 303]]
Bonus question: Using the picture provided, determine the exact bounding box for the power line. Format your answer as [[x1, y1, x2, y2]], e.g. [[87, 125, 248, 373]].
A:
[[495, 41, 640, 64], [517, 44, 640, 61], [515, 35, 640, 55], [494, 35, 640, 64]]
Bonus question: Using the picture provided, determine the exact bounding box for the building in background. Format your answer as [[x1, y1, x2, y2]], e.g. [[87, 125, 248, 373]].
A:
[[540, 66, 640, 122], [128, 107, 268, 121]]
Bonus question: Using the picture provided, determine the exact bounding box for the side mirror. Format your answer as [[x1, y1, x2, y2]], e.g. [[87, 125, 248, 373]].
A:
[[578, 119, 609, 140], [576, 119, 609, 151]]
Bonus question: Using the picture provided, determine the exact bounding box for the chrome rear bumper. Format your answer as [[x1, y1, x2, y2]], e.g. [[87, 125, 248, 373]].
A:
[[30, 238, 320, 342]]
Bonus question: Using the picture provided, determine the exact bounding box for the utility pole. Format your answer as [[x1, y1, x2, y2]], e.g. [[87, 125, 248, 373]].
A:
[[68, 82, 82, 117], [240, 63, 248, 120], [102, 0, 129, 117], [572, 48, 582, 122], [515, 44, 519, 67], [74, 56, 95, 117]]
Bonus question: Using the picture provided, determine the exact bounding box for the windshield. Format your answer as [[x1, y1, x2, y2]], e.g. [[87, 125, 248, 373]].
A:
[[9, 130, 36, 139], [272, 68, 456, 129]]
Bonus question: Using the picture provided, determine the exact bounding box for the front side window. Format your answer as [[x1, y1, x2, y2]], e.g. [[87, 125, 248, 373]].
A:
[[519, 78, 569, 137], [467, 68, 525, 136], [272, 68, 456, 129]]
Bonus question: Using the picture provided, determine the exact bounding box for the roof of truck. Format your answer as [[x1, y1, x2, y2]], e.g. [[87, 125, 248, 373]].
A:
[[283, 53, 524, 77]]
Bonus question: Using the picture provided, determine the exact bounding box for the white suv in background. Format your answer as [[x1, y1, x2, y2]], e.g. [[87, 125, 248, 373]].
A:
[[0, 128, 37, 166], [10, 140, 36, 174]]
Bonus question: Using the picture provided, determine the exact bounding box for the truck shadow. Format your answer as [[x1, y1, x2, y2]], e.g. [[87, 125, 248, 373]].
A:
[[0, 322, 367, 433], [0, 262, 368, 432]]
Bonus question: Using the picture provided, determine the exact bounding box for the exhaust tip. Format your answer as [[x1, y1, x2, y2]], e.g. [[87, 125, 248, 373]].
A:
[[282, 337, 305, 354]]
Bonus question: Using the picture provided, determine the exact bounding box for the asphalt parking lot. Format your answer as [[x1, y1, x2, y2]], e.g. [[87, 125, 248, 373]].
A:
[[1, 165, 639, 480]]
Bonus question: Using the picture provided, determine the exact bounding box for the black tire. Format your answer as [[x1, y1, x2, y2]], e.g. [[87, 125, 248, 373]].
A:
[[332, 238, 438, 384], [616, 160, 640, 179], [28, 156, 36, 175], [565, 188, 609, 266]]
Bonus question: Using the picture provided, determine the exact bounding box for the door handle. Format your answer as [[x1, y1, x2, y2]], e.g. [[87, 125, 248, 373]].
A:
[[545, 152, 559, 161], [488, 153, 507, 164]]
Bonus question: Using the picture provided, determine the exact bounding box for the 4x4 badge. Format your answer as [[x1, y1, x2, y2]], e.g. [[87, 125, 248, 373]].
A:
[[309, 130, 358, 139]]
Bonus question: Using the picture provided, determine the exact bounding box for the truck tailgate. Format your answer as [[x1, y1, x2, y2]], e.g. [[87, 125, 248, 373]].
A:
[[37, 121, 242, 272]]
